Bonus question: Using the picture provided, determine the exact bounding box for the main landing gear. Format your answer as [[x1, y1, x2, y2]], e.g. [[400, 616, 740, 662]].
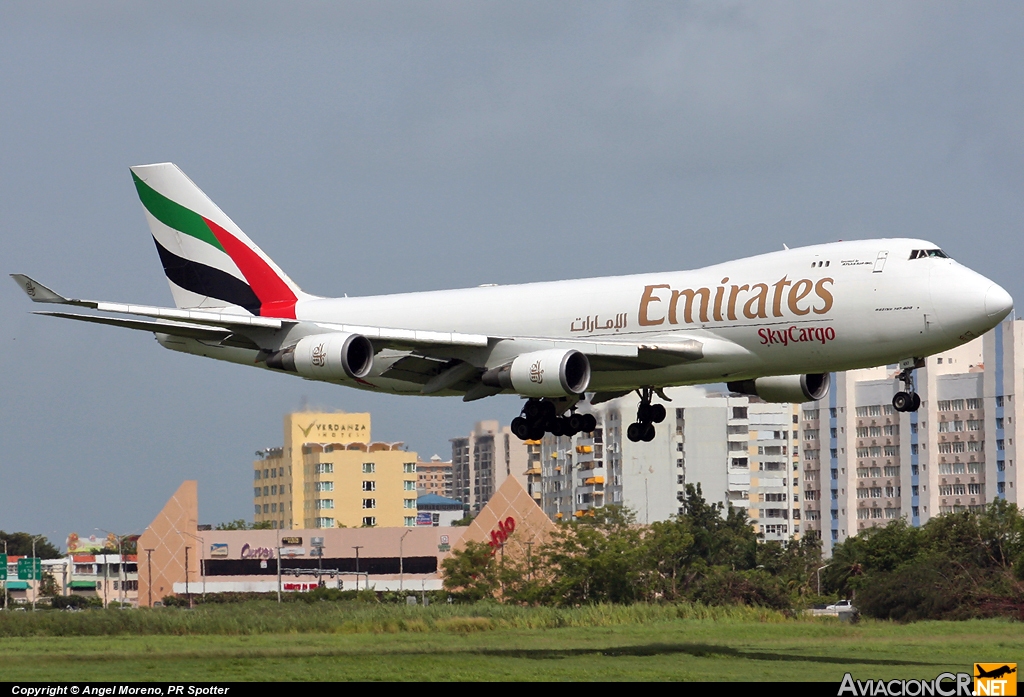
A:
[[511, 399, 598, 441], [626, 387, 667, 443], [892, 360, 923, 413]]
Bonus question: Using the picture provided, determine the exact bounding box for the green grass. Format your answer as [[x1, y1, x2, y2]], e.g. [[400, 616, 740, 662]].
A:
[[0, 603, 1020, 681]]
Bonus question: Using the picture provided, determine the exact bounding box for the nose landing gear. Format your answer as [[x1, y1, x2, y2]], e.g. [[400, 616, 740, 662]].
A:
[[510, 398, 598, 441], [626, 387, 667, 442], [892, 359, 923, 413]]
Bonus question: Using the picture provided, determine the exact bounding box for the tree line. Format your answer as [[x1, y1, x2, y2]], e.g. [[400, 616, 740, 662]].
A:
[[442, 485, 1024, 621]]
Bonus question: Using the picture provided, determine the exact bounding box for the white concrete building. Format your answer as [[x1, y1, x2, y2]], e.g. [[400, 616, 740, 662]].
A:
[[801, 318, 1020, 557], [532, 387, 801, 539]]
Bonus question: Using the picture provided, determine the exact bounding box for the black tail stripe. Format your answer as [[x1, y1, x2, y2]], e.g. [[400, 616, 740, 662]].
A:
[[152, 237, 261, 314]]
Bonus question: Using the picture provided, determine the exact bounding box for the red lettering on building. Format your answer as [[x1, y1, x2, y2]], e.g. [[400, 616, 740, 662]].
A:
[[488, 516, 516, 553]]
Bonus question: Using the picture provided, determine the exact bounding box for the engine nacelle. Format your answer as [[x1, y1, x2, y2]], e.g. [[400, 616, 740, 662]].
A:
[[727, 373, 830, 404], [481, 349, 591, 397], [266, 332, 374, 380]]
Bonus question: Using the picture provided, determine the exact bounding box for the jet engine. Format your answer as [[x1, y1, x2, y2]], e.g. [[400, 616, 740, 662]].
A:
[[266, 332, 374, 380], [727, 373, 830, 403], [481, 348, 591, 397]]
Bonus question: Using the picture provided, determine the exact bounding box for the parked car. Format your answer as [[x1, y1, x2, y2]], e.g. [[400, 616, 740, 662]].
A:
[[825, 599, 855, 611]]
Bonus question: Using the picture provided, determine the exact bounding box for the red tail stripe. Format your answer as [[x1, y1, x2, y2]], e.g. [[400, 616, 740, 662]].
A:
[[203, 218, 297, 319]]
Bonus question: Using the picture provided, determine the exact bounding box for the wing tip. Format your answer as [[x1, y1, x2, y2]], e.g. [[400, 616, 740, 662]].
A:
[[10, 274, 69, 303]]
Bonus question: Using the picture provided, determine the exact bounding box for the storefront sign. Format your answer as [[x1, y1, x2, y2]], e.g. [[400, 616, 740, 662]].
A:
[[240, 543, 274, 560]]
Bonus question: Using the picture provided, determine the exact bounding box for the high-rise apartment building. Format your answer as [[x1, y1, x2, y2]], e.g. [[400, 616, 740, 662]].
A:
[[253, 411, 418, 529], [533, 387, 801, 539], [450, 421, 529, 512], [416, 455, 453, 498], [801, 319, 1021, 556]]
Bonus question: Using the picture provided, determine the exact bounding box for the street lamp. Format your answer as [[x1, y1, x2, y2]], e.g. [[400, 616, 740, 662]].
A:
[[399, 530, 411, 592], [30, 533, 54, 612], [817, 563, 832, 596], [97, 528, 124, 608]]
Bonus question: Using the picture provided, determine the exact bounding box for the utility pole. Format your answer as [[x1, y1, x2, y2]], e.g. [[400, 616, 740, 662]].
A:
[[2, 539, 7, 612], [525, 541, 534, 582], [184, 546, 191, 609], [145, 549, 154, 607], [178, 531, 206, 601]]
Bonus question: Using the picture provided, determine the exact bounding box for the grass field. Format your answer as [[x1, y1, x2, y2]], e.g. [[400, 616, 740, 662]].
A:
[[0, 602, 1019, 681]]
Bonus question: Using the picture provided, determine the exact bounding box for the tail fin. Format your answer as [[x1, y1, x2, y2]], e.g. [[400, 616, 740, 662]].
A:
[[130, 163, 308, 318]]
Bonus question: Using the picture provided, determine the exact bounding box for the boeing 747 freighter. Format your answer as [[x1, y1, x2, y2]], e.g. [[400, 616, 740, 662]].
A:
[[12, 163, 1014, 442]]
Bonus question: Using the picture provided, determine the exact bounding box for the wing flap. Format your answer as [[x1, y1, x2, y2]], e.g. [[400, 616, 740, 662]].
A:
[[34, 311, 233, 341]]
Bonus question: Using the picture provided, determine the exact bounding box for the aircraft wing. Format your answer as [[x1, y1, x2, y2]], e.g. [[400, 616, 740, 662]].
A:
[[31, 311, 262, 349], [11, 274, 488, 349], [12, 274, 721, 393]]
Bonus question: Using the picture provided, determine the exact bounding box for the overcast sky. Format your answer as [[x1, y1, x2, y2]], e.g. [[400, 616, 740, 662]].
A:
[[2, 2, 1022, 544]]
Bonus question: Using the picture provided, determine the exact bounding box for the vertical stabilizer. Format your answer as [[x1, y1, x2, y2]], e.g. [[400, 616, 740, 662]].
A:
[[130, 163, 308, 318]]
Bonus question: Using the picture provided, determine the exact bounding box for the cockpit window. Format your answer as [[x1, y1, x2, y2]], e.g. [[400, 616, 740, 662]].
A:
[[909, 249, 950, 260]]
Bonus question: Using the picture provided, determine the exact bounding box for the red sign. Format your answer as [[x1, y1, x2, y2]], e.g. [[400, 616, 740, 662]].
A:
[[488, 516, 516, 553], [283, 582, 317, 591]]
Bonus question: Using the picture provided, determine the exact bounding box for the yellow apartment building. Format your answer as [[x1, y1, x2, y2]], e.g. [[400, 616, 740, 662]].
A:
[[253, 411, 418, 529]]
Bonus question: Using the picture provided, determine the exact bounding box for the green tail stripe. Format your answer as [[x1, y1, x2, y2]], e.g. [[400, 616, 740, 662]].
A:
[[132, 172, 226, 252]]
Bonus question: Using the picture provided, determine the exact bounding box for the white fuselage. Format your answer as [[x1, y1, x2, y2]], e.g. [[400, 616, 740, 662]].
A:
[[261, 238, 1009, 395]]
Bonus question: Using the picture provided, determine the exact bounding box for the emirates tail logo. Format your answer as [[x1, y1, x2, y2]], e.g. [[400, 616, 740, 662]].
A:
[[530, 360, 544, 383], [311, 343, 327, 367], [24, 280, 36, 297]]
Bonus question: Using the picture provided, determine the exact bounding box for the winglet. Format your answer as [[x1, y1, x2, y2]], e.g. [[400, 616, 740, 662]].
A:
[[9, 274, 72, 304]]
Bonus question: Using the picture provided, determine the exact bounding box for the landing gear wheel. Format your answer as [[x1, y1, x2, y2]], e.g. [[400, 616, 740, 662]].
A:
[[892, 363, 923, 413], [548, 417, 566, 437], [511, 417, 530, 440], [523, 400, 542, 420], [629, 386, 665, 443], [568, 413, 585, 434], [893, 392, 912, 412], [581, 414, 597, 432]]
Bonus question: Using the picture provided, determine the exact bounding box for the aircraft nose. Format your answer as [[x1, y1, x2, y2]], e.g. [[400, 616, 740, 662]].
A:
[[985, 283, 1013, 319]]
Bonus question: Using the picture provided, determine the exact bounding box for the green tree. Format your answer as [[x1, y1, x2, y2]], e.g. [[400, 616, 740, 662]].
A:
[[39, 571, 59, 597], [214, 520, 273, 531], [441, 541, 499, 601], [0, 531, 62, 558], [450, 513, 474, 527], [539, 506, 647, 604], [642, 516, 696, 601]]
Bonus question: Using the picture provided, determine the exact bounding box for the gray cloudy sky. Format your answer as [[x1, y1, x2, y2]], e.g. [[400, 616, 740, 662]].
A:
[[2, 2, 1022, 542]]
